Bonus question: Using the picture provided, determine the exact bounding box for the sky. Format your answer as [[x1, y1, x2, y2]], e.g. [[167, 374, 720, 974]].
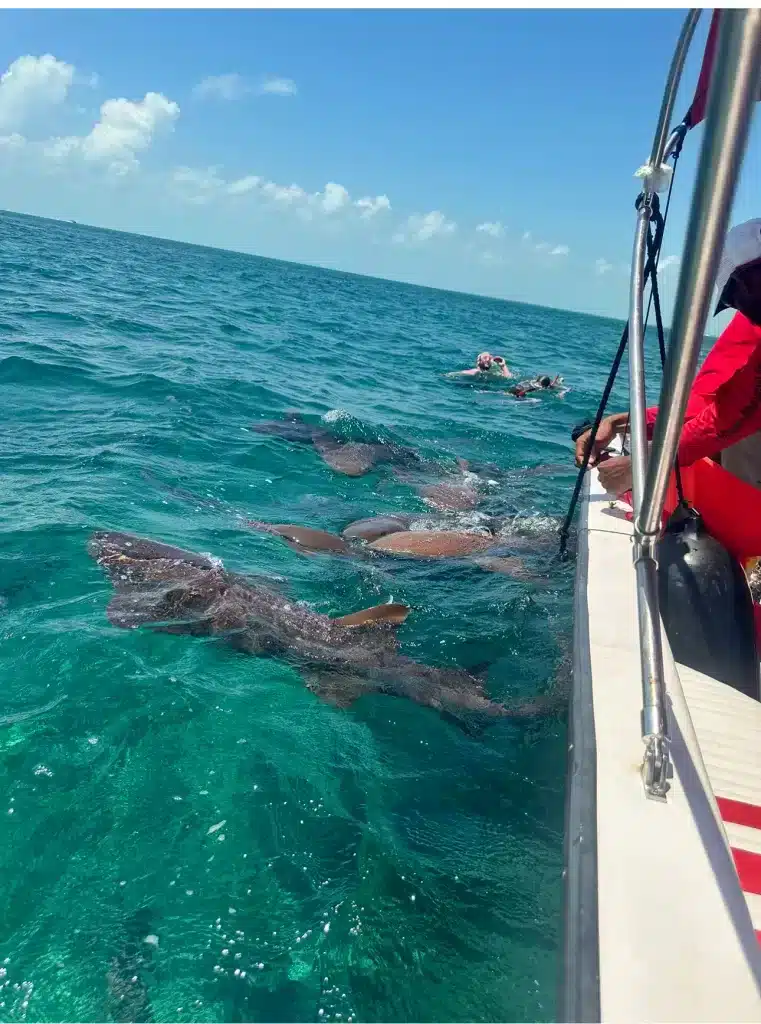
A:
[[1, 8, 761, 320]]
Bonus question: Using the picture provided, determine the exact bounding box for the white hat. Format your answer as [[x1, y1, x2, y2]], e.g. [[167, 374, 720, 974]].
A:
[[714, 218, 761, 312]]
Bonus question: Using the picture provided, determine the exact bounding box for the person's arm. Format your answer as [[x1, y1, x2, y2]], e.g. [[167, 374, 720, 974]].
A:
[[493, 357, 510, 378], [599, 353, 761, 496], [605, 411, 631, 434], [574, 411, 631, 466], [446, 368, 480, 377], [597, 318, 761, 492], [641, 314, 761, 444], [675, 352, 761, 466]]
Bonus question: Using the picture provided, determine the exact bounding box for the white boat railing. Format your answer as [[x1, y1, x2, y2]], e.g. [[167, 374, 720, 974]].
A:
[[628, 8, 761, 798]]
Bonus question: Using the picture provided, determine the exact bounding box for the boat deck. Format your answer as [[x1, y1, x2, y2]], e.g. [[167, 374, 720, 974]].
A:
[[568, 464, 761, 1020], [680, 661, 761, 942]]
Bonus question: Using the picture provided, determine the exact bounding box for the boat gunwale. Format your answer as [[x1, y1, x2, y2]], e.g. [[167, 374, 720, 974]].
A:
[[559, 470, 601, 1023]]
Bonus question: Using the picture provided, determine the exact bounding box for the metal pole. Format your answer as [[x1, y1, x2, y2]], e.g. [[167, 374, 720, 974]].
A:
[[628, 205, 651, 515], [629, 9, 701, 525], [634, 8, 761, 798], [624, 10, 700, 798], [648, 10, 702, 172], [663, 125, 687, 165]]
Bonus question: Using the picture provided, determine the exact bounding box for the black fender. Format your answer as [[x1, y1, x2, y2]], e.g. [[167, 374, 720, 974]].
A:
[[657, 505, 760, 701]]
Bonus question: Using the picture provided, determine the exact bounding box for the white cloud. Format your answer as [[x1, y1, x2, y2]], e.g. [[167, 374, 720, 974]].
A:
[[315, 181, 349, 214], [47, 91, 180, 175], [355, 194, 391, 219], [393, 210, 456, 244], [193, 74, 248, 101], [476, 221, 504, 238], [171, 167, 265, 204], [227, 174, 261, 196], [660, 254, 679, 269], [43, 135, 80, 160], [261, 181, 307, 205], [0, 54, 75, 132], [171, 165, 226, 203], [534, 240, 569, 256], [595, 258, 613, 275], [258, 77, 297, 97], [522, 230, 532, 242], [172, 166, 219, 188], [169, 166, 390, 227], [0, 132, 25, 149]]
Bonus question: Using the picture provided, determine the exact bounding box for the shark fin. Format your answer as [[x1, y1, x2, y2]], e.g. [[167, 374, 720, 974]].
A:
[[332, 602, 410, 628], [247, 521, 351, 555]]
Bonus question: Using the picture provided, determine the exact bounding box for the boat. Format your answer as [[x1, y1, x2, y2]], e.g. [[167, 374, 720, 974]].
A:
[[561, 10, 761, 1020]]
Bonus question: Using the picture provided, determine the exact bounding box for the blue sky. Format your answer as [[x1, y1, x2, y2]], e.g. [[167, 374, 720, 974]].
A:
[[1, 9, 759, 319]]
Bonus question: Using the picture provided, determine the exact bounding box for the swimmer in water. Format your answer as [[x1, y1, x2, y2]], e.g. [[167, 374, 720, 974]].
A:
[[508, 374, 564, 398], [446, 352, 513, 379]]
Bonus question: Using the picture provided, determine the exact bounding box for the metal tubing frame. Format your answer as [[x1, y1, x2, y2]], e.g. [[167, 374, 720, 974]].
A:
[[628, 9, 701, 524], [630, 8, 761, 798], [628, 206, 651, 516], [647, 9, 702, 173], [640, 9, 761, 538]]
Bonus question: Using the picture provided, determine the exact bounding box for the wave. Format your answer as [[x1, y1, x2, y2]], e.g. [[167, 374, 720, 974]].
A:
[[0, 354, 95, 387]]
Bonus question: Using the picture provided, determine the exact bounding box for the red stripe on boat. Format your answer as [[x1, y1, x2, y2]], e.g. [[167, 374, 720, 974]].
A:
[[731, 848, 761, 896], [717, 796, 761, 831]]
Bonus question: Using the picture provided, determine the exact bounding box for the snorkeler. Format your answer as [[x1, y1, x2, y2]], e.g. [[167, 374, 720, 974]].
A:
[[446, 352, 513, 378], [508, 375, 565, 398]]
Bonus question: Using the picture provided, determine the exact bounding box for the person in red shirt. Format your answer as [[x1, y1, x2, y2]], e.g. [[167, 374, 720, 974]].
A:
[[575, 218, 761, 495]]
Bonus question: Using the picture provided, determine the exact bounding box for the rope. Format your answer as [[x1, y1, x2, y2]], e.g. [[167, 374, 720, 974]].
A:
[[557, 127, 685, 558]]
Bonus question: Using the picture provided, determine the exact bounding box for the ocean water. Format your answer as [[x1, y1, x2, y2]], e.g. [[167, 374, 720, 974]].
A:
[[0, 210, 636, 1024]]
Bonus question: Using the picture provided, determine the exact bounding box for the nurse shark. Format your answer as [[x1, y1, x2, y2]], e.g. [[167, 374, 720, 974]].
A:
[[88, 531, 551, 731]]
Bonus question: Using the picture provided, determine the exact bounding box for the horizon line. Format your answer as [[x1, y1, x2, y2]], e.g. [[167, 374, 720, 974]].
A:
[[1, 205, 630, 329]]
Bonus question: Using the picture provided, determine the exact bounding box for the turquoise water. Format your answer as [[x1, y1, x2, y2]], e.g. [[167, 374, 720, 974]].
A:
[[0, 210, 631, 1023]]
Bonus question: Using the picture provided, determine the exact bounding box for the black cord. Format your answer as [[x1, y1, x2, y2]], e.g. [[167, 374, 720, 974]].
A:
[[557, 129, 686, 558], [557, 322, 630, 558], [557, 203, 663, 557]]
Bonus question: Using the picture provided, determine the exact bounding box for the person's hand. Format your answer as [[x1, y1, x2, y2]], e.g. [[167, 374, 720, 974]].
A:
[[574, 415, 618, 468], [597, 455, 633, 497]]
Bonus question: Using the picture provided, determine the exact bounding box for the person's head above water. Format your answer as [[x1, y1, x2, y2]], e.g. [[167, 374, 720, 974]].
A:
[[538, 376, 552, 388], [476, 352, 494, 370], [715, 219, 761, 325]]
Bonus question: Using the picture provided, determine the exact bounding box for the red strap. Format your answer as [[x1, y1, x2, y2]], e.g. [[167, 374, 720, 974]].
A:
[[685, 11, 761, 129], [685, 11, 721, 129]]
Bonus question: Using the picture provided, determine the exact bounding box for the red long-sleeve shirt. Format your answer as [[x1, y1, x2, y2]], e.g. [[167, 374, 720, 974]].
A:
[[644, 312, 761, 465]]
